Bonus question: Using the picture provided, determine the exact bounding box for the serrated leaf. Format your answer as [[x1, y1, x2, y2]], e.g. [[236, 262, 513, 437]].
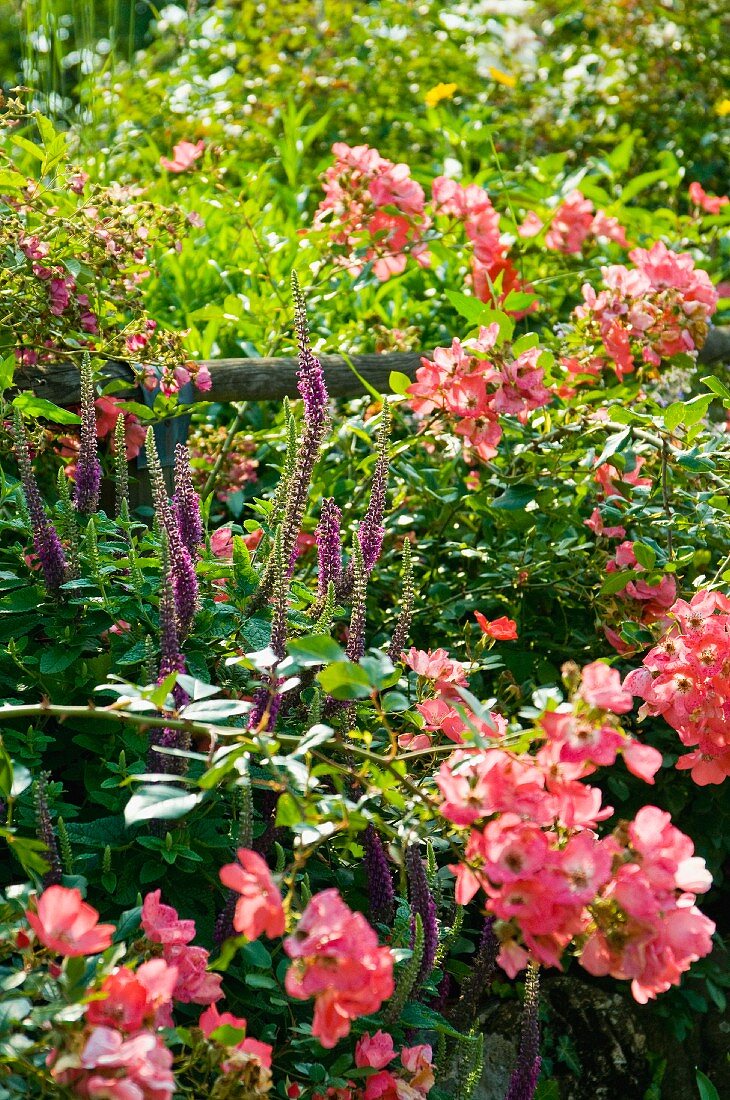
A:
[[12, 394, 81, 425]]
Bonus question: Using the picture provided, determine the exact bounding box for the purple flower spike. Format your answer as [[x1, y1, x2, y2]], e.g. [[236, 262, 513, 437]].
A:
[[14, 413, 68, 592], [72, 356, 102, 514], [364, 825, 395, 925], [172, 443, 203, 555], [248, 685, 282, 733], [293, 271, 328, 432], [357, 403, 390, 574], [146, 428, 199, 637], [316, 497, 342, 599], [34, 772, 62, 888], [148, 539, 191, 776], [406, 842, 438, 988], [504, 962, 541, 1100]]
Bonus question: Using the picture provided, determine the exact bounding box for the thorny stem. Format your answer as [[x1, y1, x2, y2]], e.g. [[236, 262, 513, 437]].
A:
[[661, 437, 674, 558]]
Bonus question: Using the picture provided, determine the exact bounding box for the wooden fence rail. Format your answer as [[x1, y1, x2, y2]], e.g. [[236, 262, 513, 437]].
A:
[[12, 326, 730, 407]]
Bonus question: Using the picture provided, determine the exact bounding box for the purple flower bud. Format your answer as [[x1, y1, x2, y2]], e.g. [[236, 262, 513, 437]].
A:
[[345, 533, 367, 663], [149, 544, 191, 775], [406, 843, 438, 988], [169, 535, 198, 639], [453, 915, 498, 1029], [213, 890, 238, 945], [388, 540, 414, 662], [338, 405, 390, 599], [364, 825, 395, 925], [504, 963, 541, 1100], [14, 414, 68, 592], [357, 405, 390, 573], [172, 443, 203, 555], [248, 683, 282, 733], [72, 357, 102, 514], [34, 772, 62, 888], [315, 498, 342, 599]]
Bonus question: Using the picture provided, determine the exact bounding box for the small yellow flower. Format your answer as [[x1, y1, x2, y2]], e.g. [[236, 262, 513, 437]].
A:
[[489, 67, 517, 89], [715, 98, 730, 117], [424, 82, 458, 108]]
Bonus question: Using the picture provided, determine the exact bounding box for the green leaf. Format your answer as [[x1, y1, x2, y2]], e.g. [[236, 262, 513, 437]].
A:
[[180, 699, 251, 722], [148, 672, 178, 708], [211, 1022, 248, 1044], [0, 998, 32, 1027], [0, 830, 51, 874], [12, 394, 81, 425], [244, 972, 278, 989], [683, 394, 713, 428], [595, 428, 631, 467], [0, 586, 43, 614], [664, 403, 685, 431], [0, 168, 27, 191], [620, 168, 673, 204], [0, 745, 13, 798], [242, 939, 272, 968], [275, 792, 301, 827], [600, 570, 636, 596], [291, 723, 334, 757], [287, 635, 344, 666], [490, 485, 536, 511], [512, 332, 540, 355], [124, 785, 203, 824], [632, 543, 656, 570], [317, 661, 372, 700], [40, 647, 82, 675], [0, 353, 15, 393], [503, 289, 539, 312], [232, 536, 258, 593], [696, 1070, 721, 1100], [444, 289, 510, 334], [389, 371, 413, 395], [701, 375, 730, 403]]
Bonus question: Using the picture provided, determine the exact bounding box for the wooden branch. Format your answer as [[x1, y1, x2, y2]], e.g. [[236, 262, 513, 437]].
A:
[[12, 352, 425, 407], [11, 325, 730, 407], [698, 325, 730, 366]]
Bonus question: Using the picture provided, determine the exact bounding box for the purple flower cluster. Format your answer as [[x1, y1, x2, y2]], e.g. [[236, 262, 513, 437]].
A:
[[406, 842, 439, 989], [34, 772, 62, 888], [505, 963, 541, 1100], [147, 540, 191, 776], [364, 825, 395, 925], [14, 413, 68, 592], [357, 404, 390, 574], [72, 356, 102, 515], [315, 497, 342, 599], [453, 915, 498, 1029], [292, 270, 328, 432], [172, 443, 203, 555], [387, 539, 414, 662], [146, 428, 199, 638], [337, 404, 391, 600]]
